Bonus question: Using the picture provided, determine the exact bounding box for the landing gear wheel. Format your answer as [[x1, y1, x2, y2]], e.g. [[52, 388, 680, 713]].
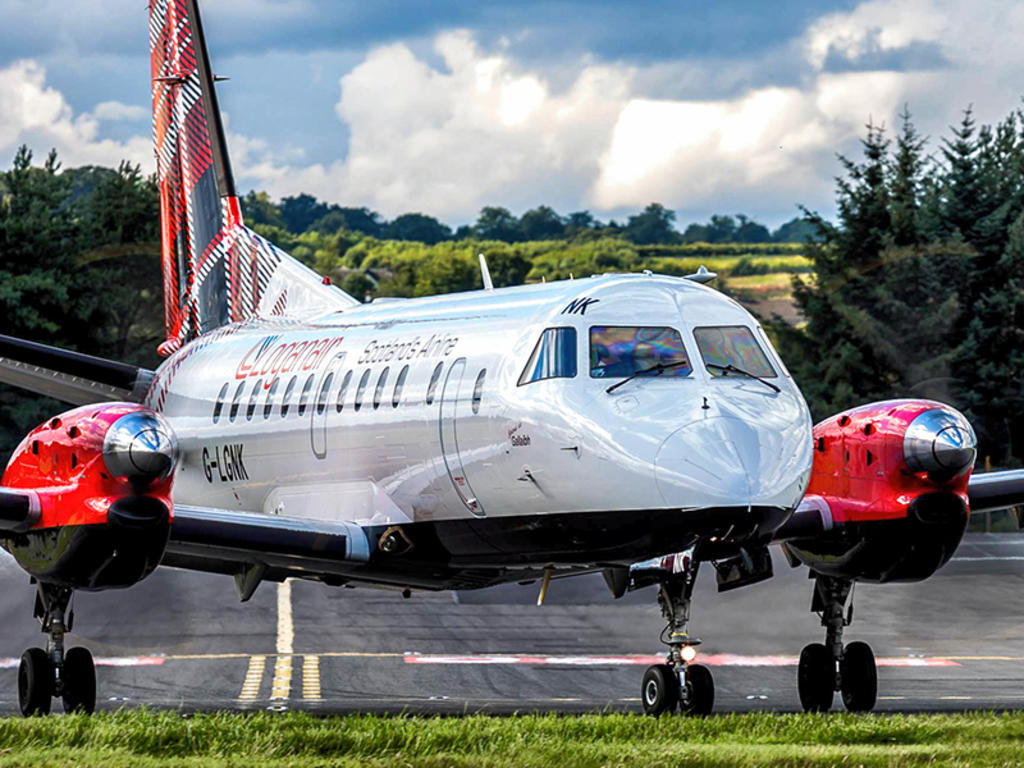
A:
[[680, 663, 714, 715], [62, 647, 96, 714], [641, 664, 679, 716], [798, 642, 834, 713], [840, 641, 876, 713], [18, 648, 52, 716]]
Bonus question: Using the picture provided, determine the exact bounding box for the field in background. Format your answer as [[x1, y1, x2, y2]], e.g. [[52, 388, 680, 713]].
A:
[[2, 710, 1023, 767]]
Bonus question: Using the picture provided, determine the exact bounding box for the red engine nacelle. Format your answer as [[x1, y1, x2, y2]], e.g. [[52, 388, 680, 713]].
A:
[[778, 399, 976, 582], [0, 403, 178, 590]]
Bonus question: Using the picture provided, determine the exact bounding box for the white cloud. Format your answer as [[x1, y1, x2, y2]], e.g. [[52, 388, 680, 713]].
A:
[[90, 100, 147, 122], [0, 59, 150, 169]]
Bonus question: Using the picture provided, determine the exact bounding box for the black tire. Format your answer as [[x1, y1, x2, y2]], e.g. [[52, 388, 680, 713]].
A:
[[18, 648, 52, 716], [641, 664, 679, 716], [62, 647, 96, 714], [680, 663, 714, 716], [797, 642, 834, 713], [840, 641, 877, 713]]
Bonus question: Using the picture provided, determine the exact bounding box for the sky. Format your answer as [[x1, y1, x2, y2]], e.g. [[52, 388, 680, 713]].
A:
[[0, 0, 1022, 229]]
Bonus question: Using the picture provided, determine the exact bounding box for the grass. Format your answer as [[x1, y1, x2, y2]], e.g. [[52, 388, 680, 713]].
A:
[[0, 711, 1023, 767]]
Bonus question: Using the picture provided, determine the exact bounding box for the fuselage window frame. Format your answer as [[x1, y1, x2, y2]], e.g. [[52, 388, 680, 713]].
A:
[[212, 383, 229, 423], [246, 378, 263, 421], [263, 377, 279, 420], [472, 368, 486, 414], [336, 370, 352, 412], [354, 369, 371, 411], [373, 367, 390, 410], [228, 381, 246, 422], [393, 365, 409, 408], [281, 376, 298, 418], [518, 326, 578, 386], [426, 362, 444, 405], [298, 373, 316, 416], [316, 372, 334, 416]]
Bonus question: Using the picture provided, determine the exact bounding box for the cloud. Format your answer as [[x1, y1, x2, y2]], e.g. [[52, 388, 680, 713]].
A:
[[90, 100, 147, 123], [0, 59, 150, 169]]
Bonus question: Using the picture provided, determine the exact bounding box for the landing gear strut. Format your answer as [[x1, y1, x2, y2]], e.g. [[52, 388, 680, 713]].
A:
[[641, 550, 714, 716], [18, 584, 96, 716], [797, 574, 876, 713]]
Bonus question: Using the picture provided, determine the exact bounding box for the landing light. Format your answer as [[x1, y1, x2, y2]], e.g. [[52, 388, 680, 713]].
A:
[[681, 645, 698, 663]]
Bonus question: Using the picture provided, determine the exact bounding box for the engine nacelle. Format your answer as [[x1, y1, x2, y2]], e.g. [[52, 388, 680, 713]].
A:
[[777, 399, 975, 583], [0, 403, 177, 590]]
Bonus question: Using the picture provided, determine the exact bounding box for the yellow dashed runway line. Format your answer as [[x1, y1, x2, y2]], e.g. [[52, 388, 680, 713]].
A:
[[271, 580, 294, 701], [237, 655, 266, 702], [303, 655, 322, 700]]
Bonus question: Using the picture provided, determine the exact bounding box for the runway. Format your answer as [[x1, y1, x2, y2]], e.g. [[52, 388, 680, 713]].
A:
[[1, 533, 1023, 715]]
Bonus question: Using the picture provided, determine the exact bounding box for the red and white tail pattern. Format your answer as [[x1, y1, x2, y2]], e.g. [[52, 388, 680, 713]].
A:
[[149, 0, 356, 356]]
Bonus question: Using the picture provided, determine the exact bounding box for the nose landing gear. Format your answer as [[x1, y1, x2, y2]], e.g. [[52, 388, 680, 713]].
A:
[[18, 584, 96, 716], [797, 574, 876, 713], [641, 550, 714, 716]]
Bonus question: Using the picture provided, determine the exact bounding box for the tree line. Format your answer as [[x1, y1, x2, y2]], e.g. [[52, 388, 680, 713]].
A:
[[243, 192, 815, 246], [0, 102, 1021, 467]]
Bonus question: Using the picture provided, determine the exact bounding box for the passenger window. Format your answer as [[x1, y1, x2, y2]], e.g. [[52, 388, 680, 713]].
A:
[[426, 362, 444, 405], [354, 370, 371, 411], [589, 326, 691, 379], [263, 377, 279, 419], [393, 365, 409, 408], [336, 371, 352, 412], [472, 369, 486, 414], [298, 374, 315, 415], [246, 379, 262, 421], [281, 376, 297, 417], [694, 326, 777, 378], [212, 383, 229, 423], [229, 381, 246, 422], [317, 372, 334, 416], [519, 327, 577, 385], [374, 367, 389, 410]]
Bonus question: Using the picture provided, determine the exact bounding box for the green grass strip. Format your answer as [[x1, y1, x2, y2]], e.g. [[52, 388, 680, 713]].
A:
[[1, 711, 1024, 767]]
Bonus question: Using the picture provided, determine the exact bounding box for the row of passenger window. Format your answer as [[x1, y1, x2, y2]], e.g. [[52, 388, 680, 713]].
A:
[[212, 361, 487, 424]]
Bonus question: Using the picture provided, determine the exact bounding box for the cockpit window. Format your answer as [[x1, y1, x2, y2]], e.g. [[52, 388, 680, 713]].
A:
[[518, 327, 577, 386], [694, 326, 777, 378], [589, 326, 692, 379]]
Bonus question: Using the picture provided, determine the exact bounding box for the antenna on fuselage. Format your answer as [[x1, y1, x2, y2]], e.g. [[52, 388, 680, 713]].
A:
[[478, 253, 494, 292], [684, 265, 717, 284]]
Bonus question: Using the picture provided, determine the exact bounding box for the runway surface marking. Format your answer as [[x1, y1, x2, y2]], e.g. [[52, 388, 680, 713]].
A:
[[238, 655, 266, 701], [302, 655, 322, 700], [402, 653, 960, 667], [271, 580, 294, 701]]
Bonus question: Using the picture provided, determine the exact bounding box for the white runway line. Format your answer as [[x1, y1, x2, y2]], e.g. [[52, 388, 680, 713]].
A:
[[238, 655, 267, 701], [271, 580, 294, 701]]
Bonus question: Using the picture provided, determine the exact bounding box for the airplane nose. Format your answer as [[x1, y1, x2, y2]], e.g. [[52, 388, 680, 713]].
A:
[[903, 407, 976, 479], [103, 410, 179, 485], [654, 414, 807, 509]]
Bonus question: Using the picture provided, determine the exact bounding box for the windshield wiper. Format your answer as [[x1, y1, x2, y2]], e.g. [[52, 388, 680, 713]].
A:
[[605, 360, 692, 394], [706, 363, 781, 393]]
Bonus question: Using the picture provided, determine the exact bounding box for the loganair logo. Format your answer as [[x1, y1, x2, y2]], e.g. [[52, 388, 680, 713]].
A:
[[562, 296, 600, 316], [235, 334, 345, 380]]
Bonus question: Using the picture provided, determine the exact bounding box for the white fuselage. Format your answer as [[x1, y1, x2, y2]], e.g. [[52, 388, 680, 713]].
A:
[[145, 273, 813, 564]]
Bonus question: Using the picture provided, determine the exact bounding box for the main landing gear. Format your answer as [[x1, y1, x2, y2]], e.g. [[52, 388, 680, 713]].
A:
[[18, 584, 96, 716], [797, 574, 876, 713], [641, 551, 714, 716]]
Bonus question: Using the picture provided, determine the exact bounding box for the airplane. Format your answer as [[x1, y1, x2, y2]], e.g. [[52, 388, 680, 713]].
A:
[[1, 0, 1023, 718]]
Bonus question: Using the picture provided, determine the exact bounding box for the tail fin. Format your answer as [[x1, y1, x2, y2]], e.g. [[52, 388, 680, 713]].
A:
[[148, 0, 357, 356]]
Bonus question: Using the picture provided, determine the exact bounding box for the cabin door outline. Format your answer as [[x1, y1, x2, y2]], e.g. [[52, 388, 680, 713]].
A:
[[312, 351, 346, 459], [439, 357, 485, 517]]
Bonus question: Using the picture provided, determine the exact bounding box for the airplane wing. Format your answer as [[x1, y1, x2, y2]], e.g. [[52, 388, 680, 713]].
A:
[[968, 469, 1024, 514], [0, 334, 153, 405], [163, 505, 371, 593]]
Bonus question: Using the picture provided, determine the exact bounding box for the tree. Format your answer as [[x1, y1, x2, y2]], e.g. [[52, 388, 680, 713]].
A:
[[241, 190, 285, 229], [473, 207, 521, 242], [280, 193, 328, 233], [624, 203, 679, 244], [519, 206, 565, 240], [888, 106, 926, 246], [385, 213, 452, 244], [772, 217, 819, 242], [734, 214, 771, 243]]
